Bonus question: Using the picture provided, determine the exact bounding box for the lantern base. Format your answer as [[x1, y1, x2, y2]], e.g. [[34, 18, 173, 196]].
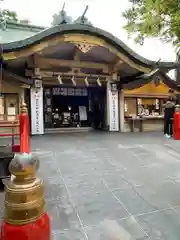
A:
[[1, 213, 50, 240]]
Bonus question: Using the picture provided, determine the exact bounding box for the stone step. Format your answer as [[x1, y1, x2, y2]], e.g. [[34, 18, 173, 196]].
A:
[[44, 127, 93, 134]]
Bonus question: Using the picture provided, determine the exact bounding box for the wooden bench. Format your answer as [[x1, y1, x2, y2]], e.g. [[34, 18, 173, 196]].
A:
[[125, 117, 143, 132]]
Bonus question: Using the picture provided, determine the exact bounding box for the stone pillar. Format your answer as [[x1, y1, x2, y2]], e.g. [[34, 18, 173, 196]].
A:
[[119, 89, 124, 132]]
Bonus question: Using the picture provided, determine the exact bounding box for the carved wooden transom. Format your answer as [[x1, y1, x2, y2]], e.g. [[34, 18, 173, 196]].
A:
[[75, 43, 95, 53]]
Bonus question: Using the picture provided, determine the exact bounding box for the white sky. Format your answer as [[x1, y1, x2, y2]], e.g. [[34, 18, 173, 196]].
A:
[[1, 0, 177, 77]]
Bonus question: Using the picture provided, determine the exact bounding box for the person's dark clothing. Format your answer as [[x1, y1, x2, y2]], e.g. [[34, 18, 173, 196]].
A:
[[164, 101, 175, 120], [164, 118, 173, 136], [164, 100, 175, 136]]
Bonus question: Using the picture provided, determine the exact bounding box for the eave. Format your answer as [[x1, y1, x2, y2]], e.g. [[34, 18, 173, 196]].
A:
[[122, 69, 180, 91], [1, 24, 178, 71], [3, 70, 33, 85]]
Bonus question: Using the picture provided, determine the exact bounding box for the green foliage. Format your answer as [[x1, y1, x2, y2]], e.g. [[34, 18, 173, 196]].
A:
[[0, 9, 18, 22], [122, 0, 180, 49]]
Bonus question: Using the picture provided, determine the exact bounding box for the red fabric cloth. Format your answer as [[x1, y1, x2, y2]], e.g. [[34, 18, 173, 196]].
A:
[[19, 113, 30, 153], [173, 112, 180, 140], [1, 213, 50, 240]]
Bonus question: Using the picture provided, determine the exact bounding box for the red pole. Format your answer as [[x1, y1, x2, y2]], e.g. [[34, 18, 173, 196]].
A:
[[173, 105, 180, 140], [19, 103, 30, 153], [1, 103, 51, 240]]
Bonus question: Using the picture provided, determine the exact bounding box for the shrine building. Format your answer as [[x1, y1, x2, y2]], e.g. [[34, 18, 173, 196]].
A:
[[0, 7, 180, 135]]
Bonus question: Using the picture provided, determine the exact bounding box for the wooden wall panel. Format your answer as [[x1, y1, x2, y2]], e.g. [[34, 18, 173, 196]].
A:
[[124, 97, 136, 116]]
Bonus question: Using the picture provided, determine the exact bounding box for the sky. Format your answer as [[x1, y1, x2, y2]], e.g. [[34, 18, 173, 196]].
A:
[[1, 0, 177, 78]]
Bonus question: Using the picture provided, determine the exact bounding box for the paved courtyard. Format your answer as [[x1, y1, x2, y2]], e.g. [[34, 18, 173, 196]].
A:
[[1, 132, 180, 239]]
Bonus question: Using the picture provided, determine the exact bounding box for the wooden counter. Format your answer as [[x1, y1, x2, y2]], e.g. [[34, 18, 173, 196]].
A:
[[124, 116, 164, 132]]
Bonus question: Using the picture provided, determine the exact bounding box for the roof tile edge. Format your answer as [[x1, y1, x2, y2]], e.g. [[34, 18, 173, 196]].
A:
[[5, 21, 46, 32]]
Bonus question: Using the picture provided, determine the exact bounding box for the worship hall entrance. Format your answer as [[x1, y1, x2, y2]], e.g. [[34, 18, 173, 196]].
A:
[[44, 86, 106, 131]]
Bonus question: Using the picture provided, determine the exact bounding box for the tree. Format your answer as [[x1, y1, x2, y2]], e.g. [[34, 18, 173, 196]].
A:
[[0, 9, 18, 22], [122, 0, 180, 50]]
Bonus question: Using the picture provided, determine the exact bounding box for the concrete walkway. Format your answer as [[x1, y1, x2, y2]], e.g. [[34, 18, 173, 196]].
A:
[[1, 132, 180, 239]]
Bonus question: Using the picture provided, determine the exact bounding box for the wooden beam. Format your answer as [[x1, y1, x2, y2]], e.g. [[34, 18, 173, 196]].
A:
[[25, 69, 108, 79], [27, 54, 40, 68], [112, 60, 124, 72], [73, 48, 81, 61], [27, 54, 42, 78], [43, 80, 107, 86], [42, 70, 108, 79], [20, 84, 31, 89], [42, 76, 107, 82], [31, 56, 110, 73]]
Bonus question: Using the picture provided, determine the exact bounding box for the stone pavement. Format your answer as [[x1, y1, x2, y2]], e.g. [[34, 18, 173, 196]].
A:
[[1, 132, 180, 239]]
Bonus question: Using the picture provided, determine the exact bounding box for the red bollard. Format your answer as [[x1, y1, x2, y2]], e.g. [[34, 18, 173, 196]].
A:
[[173, 105, 180, 140], [19, 103, 30, 153], [1, 103, 51, 240], [1, 213, 50, 240]]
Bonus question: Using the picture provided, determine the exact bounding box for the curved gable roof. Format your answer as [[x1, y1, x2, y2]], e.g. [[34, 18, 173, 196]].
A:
[[2, 24, 178, 70]]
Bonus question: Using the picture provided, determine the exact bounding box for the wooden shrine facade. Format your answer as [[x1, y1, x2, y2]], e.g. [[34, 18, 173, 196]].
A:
[[1, 24, 180, 134]]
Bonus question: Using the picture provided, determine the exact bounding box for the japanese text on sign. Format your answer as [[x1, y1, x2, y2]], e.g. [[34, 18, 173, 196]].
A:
[[52, 87, 88, 96]]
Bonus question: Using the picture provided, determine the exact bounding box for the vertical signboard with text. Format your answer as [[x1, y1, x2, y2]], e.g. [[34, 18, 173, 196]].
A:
[[30, 82, 44, 135], [109, 86, 119, 131]]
